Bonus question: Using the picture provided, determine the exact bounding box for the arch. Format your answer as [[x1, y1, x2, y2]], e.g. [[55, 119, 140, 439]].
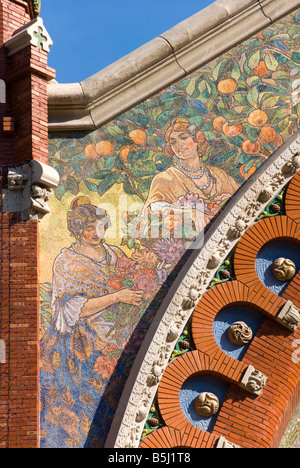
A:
[[140, 425, 219, 449], [105, 132, 300, 449]]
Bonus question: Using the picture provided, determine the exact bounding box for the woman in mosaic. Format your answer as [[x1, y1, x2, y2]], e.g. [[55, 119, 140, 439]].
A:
[[40, 197, 144, 448], [145, 117, 240, 228]]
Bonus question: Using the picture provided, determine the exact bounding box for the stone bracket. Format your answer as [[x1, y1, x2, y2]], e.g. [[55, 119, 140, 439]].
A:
[[2, 160, 59, 220], [239, 365, 268, 396], [216, 436, 240, 449], [276, 301, 300, 332]]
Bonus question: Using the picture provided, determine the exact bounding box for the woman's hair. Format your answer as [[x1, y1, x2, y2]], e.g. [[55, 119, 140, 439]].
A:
[[67, 196, 112, 239], [163, 117, 207, 158]]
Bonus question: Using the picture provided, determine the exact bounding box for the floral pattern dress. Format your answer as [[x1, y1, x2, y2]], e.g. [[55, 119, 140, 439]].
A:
[[40, 243, 128, 448]]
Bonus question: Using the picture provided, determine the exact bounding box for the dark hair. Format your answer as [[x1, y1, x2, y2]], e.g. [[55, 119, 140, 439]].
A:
[[67, 204, 112, 238]]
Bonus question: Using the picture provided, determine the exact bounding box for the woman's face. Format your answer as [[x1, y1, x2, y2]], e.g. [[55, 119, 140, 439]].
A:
[[82, 220, 106, 245], [169, 130, 198, 160]]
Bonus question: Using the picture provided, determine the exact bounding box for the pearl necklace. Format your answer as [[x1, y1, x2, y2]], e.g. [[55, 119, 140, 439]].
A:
[[176, 157, 204, 174], [176, 158, 212, 190]]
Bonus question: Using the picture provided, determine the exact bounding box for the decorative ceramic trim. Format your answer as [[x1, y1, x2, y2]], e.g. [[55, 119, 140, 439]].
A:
[[105, 132, 300, 448], [48, 0, 300, 131], [4, 17, 53, 55]]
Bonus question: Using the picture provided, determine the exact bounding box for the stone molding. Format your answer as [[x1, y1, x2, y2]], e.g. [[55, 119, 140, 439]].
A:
[[48, 0, 300, 131], [105, 132, 300, 448], [4, 17, 52, 55], [2, 160, 59, 220]]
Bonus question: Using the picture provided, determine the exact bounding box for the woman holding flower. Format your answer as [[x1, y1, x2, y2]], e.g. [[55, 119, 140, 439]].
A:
[[40, 197, 144, 448]]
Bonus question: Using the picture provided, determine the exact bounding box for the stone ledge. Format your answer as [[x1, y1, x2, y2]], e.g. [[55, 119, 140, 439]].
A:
[[48, 0, 300, 131]]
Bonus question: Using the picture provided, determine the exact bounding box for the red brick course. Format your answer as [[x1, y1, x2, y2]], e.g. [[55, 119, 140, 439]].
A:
[[0, 1, 54, 448]]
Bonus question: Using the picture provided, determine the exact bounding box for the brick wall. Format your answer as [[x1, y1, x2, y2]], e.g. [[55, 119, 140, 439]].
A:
[[0, 0, 54, 448], [141, 173, 300, 449]]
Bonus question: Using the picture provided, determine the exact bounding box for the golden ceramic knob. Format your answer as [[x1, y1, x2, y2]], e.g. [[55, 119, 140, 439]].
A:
[[194, 392, 219, 417], [271, 257, 296, 282]]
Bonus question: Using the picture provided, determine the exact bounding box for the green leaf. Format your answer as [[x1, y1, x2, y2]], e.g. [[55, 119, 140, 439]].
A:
[[211, 59, 229, 81], [292, 52, 300, 64], [261, 96, 280, 110], [231, 60, 241, 81], [55, 180, 68, 200], [60, 145, 84, 160], [152, 106, 163, 121], [138, 178, 152, 194], [264, 51, 279, 71], [234, 93, 250, 106], [97, 173, 119, 196], [246, 125, 261, 143], [105, 155, 116, 170], [123, 279, 134, 288], [65, 176, 79, 195], [198, 80, 207, 94], [40, 288, 51, 302], [107, 124, 125, 137], [123, 175, 137, 196], [205, 77, 217, 99], [127, 238, 135, 249], [247, 87, 259, 107], [186, 76, 197, 97], [93, 169, 115, 180], [157, 110, 176, 128], [248, 50, 260, 70], [84, 179, 98, 191], [102, 311, 117, 322], [271, 107, 291, 124]]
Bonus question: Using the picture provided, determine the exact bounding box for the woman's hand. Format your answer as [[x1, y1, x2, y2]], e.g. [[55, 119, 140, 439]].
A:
[[116, 288, 144, 306]]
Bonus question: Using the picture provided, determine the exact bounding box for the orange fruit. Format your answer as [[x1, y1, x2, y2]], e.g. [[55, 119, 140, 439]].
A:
[[253, 61, 270, 77], [217, 79, 237, 95], [84, 143, 98, 158], [95, 140, 114, 157], [128, 129, 147, 145], [222, 122, 243, 137], [248, 109, 268, 127], [258, 125, 276, 143], [240, 163, 256, 180], [120, 146, 137, 164], [213, 116, 227, 132], [242, 139, 261, 155]]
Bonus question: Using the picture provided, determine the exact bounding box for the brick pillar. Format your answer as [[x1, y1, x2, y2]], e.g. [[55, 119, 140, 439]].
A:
[[0, 1, 56, 448]]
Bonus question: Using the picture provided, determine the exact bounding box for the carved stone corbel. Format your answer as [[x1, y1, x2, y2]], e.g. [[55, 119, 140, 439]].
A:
[[7, 167, 29, 190], [216, 436, 240, 448], [3, 161, 59, 220], [276, 301, 300, 331], [239, 365, 267, 396], [282, 153, 300, 175]]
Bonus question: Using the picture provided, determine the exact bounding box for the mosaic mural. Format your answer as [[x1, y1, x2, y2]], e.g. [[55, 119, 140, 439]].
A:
[[40, 10, 300, 448]]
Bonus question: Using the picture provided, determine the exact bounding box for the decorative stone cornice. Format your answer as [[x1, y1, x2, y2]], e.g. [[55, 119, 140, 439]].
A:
[[48, 0, 300, 131], [105, 132, 300, 448]]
